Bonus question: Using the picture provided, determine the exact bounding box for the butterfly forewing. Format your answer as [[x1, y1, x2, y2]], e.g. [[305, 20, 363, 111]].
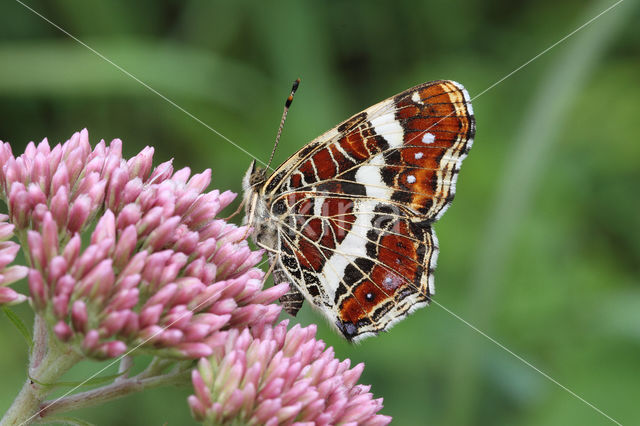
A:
[[249, 80, 475, 341]]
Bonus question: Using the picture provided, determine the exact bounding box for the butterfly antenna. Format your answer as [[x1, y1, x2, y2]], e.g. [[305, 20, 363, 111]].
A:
[[267, 78, 301, 170]]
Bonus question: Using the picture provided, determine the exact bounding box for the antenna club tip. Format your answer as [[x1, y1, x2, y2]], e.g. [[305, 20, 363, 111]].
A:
[[285, 79, 301, 108]]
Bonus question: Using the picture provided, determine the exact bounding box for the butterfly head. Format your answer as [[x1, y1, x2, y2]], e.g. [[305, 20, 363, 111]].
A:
[[242, 160, 265, 223], [242, 160, 267, 193], [242, 160, 280, 251]]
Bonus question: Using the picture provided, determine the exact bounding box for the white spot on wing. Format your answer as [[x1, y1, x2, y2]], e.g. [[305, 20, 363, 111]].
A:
[[383, 275, 400, 290], [368, 101, 404, 148], [422, 133, 435, 144], [411, 92, 422, 104], [314, 196, 325, 217], [407, 175, 416, 184], [415, 152, 423, 159], [355, 152, 392, 199]]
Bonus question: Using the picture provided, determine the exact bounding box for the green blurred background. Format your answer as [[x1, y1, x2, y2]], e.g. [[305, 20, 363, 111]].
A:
[[1, 0, 639, 425]]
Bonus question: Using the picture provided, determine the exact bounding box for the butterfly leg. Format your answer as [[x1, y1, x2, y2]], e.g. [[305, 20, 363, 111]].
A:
[[260, 254, 278, 286], [269, 255, 305, 317], [223, 197, 246, 221]]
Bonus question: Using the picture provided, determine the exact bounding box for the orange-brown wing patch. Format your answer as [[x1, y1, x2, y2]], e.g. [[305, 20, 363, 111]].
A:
[[274, 193, 357, 274], [282, 80, 474, 223], [383, 80, 475, 220], [333, 216, 438, 340]]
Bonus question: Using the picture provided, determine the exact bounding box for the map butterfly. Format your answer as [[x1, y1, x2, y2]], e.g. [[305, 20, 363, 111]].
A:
[[243, 80, 475, 342]]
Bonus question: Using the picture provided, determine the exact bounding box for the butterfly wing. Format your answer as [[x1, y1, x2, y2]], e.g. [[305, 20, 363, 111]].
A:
[[261, 80, 475, 341]]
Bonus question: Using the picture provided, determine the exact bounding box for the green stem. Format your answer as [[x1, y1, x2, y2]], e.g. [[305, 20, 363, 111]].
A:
[[15, 229, 32, 268], [1, 318, 82, 426], [139, 356, 176, 378], [37, 367, 191, 419], [30, 315, 48, 369]]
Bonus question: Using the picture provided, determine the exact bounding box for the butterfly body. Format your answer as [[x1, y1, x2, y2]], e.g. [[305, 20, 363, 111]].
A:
[[243, 80, 475, 342]]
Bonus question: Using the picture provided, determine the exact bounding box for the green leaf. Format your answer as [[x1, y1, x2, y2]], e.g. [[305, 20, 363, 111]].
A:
[[0, 39, 268, 110], [2, 306, 33, 351]]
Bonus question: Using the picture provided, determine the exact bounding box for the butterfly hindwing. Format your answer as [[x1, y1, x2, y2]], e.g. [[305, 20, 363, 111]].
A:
[[330, 216, 439, 339], [247, 80, 475, 341]]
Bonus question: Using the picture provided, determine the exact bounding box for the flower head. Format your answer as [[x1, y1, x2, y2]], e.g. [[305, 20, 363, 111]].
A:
[[0, 130, 288, 359], [0, 214, 28, 305], [188, 321, 392, 426]]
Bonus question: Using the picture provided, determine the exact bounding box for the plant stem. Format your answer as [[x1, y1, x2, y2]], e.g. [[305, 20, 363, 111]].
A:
[[37, 367, 191, 419], [115, 356, 133, 383], [1, 314, 191, 423], [1, 318, 82, 426], [30, 315, 47, 369], [140, 356, 175, 377]]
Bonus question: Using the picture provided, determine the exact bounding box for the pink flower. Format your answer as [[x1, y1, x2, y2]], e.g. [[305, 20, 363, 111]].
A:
[[188, 321, 392, 426], [0, 130, 288, 359], [0, 130, 392, 425], [0, 214, 28, 305]]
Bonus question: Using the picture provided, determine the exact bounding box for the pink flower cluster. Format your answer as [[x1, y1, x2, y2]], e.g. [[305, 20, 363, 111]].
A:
[[189, 321, 392, 426], [0, 214, 28, 305], [1, 130, 392, 424], [0, 129, 288, 359]]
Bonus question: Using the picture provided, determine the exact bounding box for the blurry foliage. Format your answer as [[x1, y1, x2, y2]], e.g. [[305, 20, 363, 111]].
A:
[[1, 0, 639, 425]]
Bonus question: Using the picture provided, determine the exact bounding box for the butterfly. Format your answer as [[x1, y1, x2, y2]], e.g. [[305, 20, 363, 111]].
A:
[[243, 80, 475, 342]]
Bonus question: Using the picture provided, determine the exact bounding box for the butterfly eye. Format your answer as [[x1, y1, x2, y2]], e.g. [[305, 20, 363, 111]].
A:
[[272, 199, 286, 215], [249, 167, 267, 186]]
